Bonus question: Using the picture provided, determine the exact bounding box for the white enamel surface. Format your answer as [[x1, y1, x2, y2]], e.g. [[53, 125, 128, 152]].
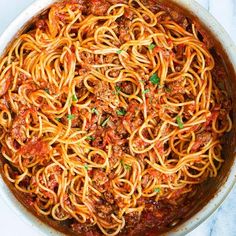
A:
[[0, 0, 235, 236]]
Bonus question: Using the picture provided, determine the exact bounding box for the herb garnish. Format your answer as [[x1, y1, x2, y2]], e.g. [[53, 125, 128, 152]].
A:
[[124, 164, 131, 171], [154, 187, 161, 193], [67, 114, 75, 120], [148, 43, 156, 50], [150, 73, 160, 85], [115, 86, 121, 94], [117, 49, 123, 54], [116, 108, 126, 116], [142, 89, 150, 94], [176, 116, 184, 129], [84, 164, 89, 170], [86, 136, 95, 141], [72, 94, 78, 102], [91, 107, 99, 115]]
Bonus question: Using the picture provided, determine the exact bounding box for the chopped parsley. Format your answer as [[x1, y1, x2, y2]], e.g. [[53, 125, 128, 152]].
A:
[[116, 108, 126, 116], [176, 116, 184, 129], [86, 136, 95, 141], [55, 117, 61, 122], [101, 117, 110, 127], [84, 164, 89, 170], [154, 187, 161, 193], [150, 73, 160, 85], [115, 86, 121, 94], [67, 114, 75, 120], [142, 89, 150, 94], [91, 107, 99, 115], [148, 43, 156, 50], [124, 164, 131, 171], [116, 49, 123, 54], [44, 88, 50, 94], [120, 160, 131, 171], [72, 94, 78, 102]]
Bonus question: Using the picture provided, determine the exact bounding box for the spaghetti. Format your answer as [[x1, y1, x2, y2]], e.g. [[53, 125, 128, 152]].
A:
[[0, 0, 232, 235]]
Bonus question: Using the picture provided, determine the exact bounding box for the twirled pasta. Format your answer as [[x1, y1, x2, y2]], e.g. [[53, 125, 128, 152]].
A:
[[0, 0, 232, 235]]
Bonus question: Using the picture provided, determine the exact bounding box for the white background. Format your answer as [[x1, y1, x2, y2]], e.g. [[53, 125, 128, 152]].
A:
[[0, 0, 235, 236]]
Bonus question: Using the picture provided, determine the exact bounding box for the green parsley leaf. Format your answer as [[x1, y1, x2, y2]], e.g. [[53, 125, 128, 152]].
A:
[[101, 117, 110, 127], [176, 116, 184, 129], [150, 73, 160, 85], [154, 187, 161, 193], [67, 114, 75, 120], [120, 160, 131, 170], [124, 164, 131, 171], [86, 136, 95, 141], [116, 108, 126, 116], [148, 43, 156, 50], [115, 86, 121, 93], [44, 88, 50, 94], [116, 49, 123, 54], [84, 164, 89, 170], [55, 117, 61, 122], [142, 89, 150, 94], [72, 94, 78, 102], [91, 107, 99, 115]]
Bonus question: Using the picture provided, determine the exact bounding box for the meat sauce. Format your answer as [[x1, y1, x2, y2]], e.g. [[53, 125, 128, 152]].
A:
[[0, 0, 232, 236]]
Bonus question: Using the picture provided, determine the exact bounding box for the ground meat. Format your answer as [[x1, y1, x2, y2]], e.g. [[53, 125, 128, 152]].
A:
[[169, 10, 186, 25], [123, 100, 143, 132], [89, 0, 111, 16], [184, 103, 196, 119], [191, 132, 212, 152], [204, 109, 219, 128], [123, 8, 134, 20], [47, 174, 59, 190], [104, 192, 115, 204], [117, 18, 132, 43], [11, 107, 37, 143], [167, 79, 185, 95], [80, 51, 95, 65], [71, 222, 100, 235], [18, 137, 49, 158], [140, 0, 160, 13], [61, 106, 83, 128], [95, 81, 114, 103], [113, 145, 123, 156], [94, 198, 117, 222], [125, 212, 141, 228], [93, 170, 108, 186], [119, 81, 133, 94], [96, 204, 113, 217], [0, 1, 232, 236]]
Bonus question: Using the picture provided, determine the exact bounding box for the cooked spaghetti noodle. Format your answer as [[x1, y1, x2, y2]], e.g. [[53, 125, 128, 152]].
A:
[[0, 0, 232, 235]]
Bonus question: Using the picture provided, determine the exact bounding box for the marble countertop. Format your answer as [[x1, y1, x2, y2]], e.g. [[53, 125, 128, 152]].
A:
[[0, 0, 235, 235]]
